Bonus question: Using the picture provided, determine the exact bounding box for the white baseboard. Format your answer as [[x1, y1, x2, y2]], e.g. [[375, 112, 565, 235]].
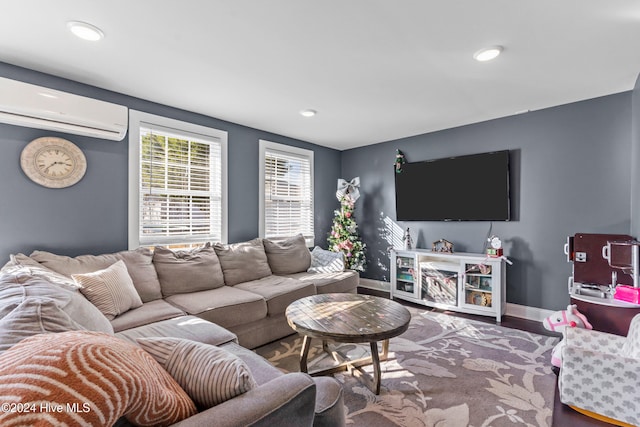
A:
[[505, 303, 555, 323], [358, 278, 553, 323], [358, 278, 391, 292]]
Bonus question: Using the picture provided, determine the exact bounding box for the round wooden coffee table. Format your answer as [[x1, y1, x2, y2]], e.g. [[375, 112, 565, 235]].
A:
[[285, 293, 411, 394]]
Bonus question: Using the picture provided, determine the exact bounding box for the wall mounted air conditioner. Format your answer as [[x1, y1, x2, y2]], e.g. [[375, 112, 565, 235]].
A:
[[0, 77, 128, 141]]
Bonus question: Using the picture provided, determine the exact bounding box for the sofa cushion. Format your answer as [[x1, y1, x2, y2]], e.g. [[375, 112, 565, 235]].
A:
[[138, 337, 257, 409], [116, 315, 237, 347], [227, 314, 296, 350], [214, 238, 272, 286], [307, 247, 345, 273], [263, 234, 312, 275], [165, 286, 268, 329], [110, 299, 186, 333], [72, 260, 143, 320], [283, 270, 359, 294], [30, 248, 162, 302], [235, 276, 316, 315], [0, 331, 196, 426], [153, 244, 225, 296]]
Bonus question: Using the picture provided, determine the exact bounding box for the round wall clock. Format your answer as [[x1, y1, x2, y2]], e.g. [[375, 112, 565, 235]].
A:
[[20, 137, 87, 188]]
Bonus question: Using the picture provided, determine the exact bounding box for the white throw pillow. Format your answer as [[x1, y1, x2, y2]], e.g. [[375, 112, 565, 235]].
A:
[[137, 337, 257, 408], [72, 260, 143, 320], [307, 246, 345, 273]]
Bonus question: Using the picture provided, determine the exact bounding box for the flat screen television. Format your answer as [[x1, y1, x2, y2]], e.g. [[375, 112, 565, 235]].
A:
[[395, 150, 510, 221]]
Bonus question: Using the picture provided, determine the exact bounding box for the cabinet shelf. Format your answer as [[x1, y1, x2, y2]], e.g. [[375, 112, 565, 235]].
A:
[[391, 249, 507, 322], [465, 286, 493, 293]]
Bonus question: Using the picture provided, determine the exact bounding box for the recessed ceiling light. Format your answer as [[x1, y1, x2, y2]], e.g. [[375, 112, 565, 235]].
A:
[[300, 109, 317, 117], [67, 21, 104, 41], [473, 46, 503, 62]]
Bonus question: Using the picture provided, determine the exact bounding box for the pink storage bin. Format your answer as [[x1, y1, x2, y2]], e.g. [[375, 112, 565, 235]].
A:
[[614, 285, 640, 304]]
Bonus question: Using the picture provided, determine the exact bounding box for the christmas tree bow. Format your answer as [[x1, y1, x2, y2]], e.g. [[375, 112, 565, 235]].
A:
[[336, 177, 360, 202]]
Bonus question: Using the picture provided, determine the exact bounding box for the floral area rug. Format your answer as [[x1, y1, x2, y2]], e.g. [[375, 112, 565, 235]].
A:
[[255, 308, 559, 427]]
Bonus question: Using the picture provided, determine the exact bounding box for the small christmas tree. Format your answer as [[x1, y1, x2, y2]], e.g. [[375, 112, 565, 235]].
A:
[[328, 195, 366, 271]]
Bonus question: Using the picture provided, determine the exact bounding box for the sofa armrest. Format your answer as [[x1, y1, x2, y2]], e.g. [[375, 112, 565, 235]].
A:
[[559, 344, 640, 425], [170, 372, 317, 427], [565, 327, 626, 353]]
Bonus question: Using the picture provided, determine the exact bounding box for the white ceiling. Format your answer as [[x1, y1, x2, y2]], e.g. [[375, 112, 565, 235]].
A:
[[2, 1, 640, 150]]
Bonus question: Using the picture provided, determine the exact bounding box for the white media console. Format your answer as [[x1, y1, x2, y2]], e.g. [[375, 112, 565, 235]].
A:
[[390, 249, 507, 322]]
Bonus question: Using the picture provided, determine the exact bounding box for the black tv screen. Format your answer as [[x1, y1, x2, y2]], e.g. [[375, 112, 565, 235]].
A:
[[395, 150, 510, 221]]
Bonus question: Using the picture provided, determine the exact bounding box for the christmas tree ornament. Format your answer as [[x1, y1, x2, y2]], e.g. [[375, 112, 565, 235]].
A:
[[336, 177, 360, 202], [432, 238, 454, 253], [394, 149, 406, 174], [402, 227, 413, 250]]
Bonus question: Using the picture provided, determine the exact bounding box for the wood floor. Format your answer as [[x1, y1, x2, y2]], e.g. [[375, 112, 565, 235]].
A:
[[357, 287, 614, 427]]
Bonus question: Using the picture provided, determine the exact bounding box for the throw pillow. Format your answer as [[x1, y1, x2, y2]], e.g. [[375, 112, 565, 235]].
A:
[[3, 253, 79, 290], [0, 271, 73, 321], [30, 248, 163, 303], [214, 238, 272, 286], [0, 331, 196, 426], [72, 260, 143, 320], [0, 297, 86, 354], [153, 244, 225, 296], [308, 246, 345, 273], [137, 337, 257, 409], [0, 270, 113, 342], [263, 234, 312, 274]]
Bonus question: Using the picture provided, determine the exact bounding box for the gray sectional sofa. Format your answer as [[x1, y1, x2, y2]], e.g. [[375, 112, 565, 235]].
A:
[[0, 235, 359, 426]]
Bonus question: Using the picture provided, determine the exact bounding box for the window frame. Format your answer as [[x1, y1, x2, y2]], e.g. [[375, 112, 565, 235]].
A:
[[128, 110, 228, 249], [259, 139, 314, 246]]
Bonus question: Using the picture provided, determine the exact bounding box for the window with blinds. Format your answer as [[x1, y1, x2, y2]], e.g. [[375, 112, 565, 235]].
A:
[[128, 110, 227, 248], [259, 140, 314, 245]]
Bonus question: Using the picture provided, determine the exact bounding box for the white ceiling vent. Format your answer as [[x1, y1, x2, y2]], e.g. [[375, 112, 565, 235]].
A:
[[0, 77, 128, 141]]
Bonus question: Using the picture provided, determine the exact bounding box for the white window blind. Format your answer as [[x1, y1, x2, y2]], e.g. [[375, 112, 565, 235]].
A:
[[129, 110, 227, 248], [260, 140, 314, 244]]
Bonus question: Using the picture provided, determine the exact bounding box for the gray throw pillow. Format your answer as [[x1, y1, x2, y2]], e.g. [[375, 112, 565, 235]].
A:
[[308, 247, 345, 273], [3, 253, 79, 290], [0, 270, 114, 335], [0, 297, 87, 354], [153, 244, 225, 296], [214, 239, 272, 286], [263, 234, 312, 275]]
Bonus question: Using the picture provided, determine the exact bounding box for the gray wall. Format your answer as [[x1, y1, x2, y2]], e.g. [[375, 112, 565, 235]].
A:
[[0, 62, 341, 261], [631, 73, 640, 237], [342, 92, 632, 311], [1, 60, 637, 312]]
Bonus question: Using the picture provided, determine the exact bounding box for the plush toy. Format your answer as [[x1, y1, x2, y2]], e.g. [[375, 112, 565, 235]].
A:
[[542, 304, 592, 367]]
